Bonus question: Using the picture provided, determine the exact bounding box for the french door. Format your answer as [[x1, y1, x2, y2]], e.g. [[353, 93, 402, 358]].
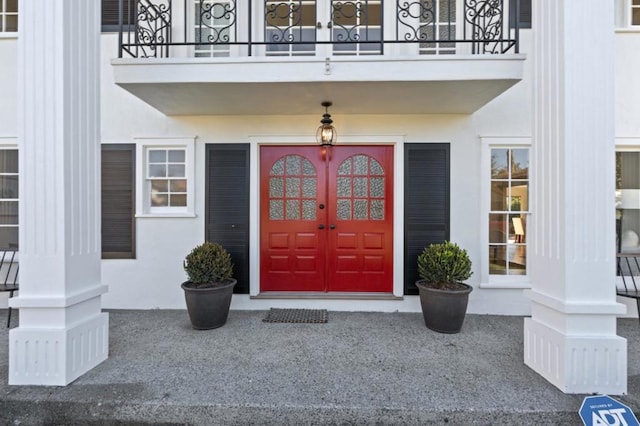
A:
[[260, 145, 393, 292], [263, 0, 383, 57]]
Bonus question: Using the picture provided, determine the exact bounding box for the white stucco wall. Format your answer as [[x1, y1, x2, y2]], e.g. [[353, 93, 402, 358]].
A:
[[1, 28, 639, 316]]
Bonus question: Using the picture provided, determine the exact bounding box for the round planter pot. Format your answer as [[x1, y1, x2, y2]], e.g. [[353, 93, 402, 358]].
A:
[[181, 279, 236, 330], [415, 280, 473, 334]]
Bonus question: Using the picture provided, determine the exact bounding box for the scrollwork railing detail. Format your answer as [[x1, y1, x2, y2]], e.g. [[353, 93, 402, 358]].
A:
[[197, 0, 237, 44]]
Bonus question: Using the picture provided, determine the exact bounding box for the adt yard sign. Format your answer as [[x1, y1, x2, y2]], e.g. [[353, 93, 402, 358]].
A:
[[579, 395, 639, 426]]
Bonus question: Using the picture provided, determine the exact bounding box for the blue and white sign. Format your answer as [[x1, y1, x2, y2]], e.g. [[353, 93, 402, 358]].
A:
[[579, 395, 639, 426]]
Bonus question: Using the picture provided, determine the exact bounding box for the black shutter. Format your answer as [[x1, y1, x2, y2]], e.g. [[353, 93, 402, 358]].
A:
[[206, 144, 250, 294], [510, 0, 532, 29], [404, 144, 450, 295], [102, 0, 134, 32], [101, 144, 136, 259]]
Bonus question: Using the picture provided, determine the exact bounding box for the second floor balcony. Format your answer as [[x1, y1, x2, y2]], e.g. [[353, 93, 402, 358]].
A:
[[111, 0, 526, 115]]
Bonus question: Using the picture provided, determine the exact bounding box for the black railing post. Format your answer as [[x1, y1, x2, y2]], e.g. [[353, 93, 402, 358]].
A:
[[118, 0, 124, 57], [248, 0, 252, 56], [514, 0, 520, 53]]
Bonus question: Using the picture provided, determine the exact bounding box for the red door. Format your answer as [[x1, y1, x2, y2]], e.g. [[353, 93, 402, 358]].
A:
[[260, 145, 393, 292]]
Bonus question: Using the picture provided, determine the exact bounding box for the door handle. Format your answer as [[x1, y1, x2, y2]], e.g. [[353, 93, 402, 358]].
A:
[[318, 224, 325, 230], [317, 21, 322, 29], [330, 224, 336, 229], [327, 22, 333, 29]]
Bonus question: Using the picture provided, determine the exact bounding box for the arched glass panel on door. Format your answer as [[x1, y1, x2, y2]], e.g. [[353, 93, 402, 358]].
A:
[[269, 154, 317, 220], [336, 154, 385, 220]]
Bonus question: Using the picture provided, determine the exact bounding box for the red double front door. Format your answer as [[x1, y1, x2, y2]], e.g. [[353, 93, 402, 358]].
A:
[[260, 145, 393, 292]]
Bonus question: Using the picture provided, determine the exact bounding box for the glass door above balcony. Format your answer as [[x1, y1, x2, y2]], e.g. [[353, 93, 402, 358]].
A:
[[263, 0, 382, 57]]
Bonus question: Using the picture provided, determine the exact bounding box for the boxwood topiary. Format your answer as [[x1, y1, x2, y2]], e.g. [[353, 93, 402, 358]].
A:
[[183, 242, 234, 288], [417, 241, 472, 290]]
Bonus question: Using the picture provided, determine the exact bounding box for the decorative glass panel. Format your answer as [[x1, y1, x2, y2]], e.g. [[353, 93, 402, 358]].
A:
[[286, 177, 300, 197], [271, 158, 285, 176], [371, 178, 384, 197], [370, 159, 384, 175], [338, 159, 352, 175], [286, 200, 300, 220], [371, 200, 384, 220], [270, 200, 283, 220], [337, 177, 352, 197], [337, 199, 351, 220], [302, 178, 316, 198], [302, 200, 316, 220], [354, 177, 367, 197], [270, 177, 284, 197], [354, 200, 368, 220], [353, 155, 368, 175], [286, 155, 301, 175], [336, 154, 385, 222], [302, 158, 316, 176]]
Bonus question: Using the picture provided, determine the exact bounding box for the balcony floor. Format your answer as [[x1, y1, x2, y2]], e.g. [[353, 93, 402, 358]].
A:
[[112, 55, 526, 115]]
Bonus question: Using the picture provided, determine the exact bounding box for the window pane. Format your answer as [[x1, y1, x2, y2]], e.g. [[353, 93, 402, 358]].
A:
[[354, 200, 368, 220], [489, 245, 507, 275], [286, 155, 301, 175], [168, 150, 185, 162], [151, 180, 168, 192], [271, 158, 285, 176], [270, 177, 284, 198], [286, 177, 300, 198], [5, 15, 16, 32], [337, 177, 352, 197], [511, 183, 528, 211], [302, 178, 316, 198], [337, 199, 351, 220], [0, 150, 18, 174], [149, 150, 166, 163], [491, 149, 509, 178], [302, 200, 316, 220], [286, 199, 300, 220], [168, 164, 185, 178], [490, 214, 507, 243], [0, 227, 18, 250], [491, 181, 509, 210], [511, 149, 529, 179], [170, 179, 187, 192], [0, 201, 18, 224], [148, 164, 166, 178], [270, 200, 283, 220], [0, 176, 18, 198], [171, 194, 187, 207], [151, 193, 169, 207], [353, 177, 367, 197], [6, 0, 17, 12]]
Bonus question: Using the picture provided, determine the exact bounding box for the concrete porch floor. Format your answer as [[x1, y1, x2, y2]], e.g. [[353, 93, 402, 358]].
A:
[[0, 310, 638, 425]]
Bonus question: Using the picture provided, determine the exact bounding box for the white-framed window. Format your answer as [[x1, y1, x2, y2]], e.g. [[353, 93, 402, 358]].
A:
[[135, 138, 196, 217], [480, 137, 531, 288], [0, 141, 18, 249], [631, 0, 640, 26], [0, 0, 18, 33]]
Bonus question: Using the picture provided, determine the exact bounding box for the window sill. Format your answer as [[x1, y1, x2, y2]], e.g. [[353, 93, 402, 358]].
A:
[[135, 213, 197, 219], [0, 33, 18, 39], [479, 279, 531, 289], [615, 28, 640, 33]]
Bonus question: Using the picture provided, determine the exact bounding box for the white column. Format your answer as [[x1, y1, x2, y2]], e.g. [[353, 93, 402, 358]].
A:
[[525, 0, 627, 394], [8, 0, 108, 386]]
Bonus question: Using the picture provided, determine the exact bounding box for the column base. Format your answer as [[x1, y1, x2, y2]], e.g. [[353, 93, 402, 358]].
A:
[[524, 317, 627, 395], [9, 312, 109, 386]]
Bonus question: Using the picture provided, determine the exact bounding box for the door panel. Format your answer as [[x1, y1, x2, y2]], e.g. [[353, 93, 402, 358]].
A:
[[260, 146, 327, 291], [260, 145, 393, 292], [327, 146, 393, 292]]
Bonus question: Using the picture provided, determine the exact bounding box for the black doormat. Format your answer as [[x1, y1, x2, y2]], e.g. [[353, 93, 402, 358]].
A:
[[262, 308, 328, 324]]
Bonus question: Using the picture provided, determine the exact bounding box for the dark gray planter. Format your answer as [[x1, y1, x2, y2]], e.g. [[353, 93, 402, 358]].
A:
[[181, 279, 236, 330], [415, 280, 473, 334]]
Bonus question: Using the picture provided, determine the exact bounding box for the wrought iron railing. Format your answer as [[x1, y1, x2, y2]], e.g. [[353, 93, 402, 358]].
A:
[[117, 0, 521, 59]]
